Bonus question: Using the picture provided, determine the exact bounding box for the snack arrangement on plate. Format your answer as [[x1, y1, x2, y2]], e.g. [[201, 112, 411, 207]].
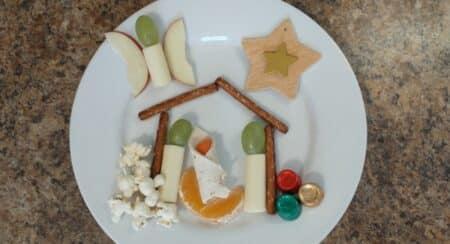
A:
[[106, 15, 323, 230]]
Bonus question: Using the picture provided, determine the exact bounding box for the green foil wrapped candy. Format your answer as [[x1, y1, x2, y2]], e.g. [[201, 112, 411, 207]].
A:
[[276, 194, 302, 221]]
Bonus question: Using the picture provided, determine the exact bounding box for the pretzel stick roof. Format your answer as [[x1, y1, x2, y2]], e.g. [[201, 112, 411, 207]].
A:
[[138, 83, 219, 120], [215, 78, 288, 133], [138, 77, 288, 134]]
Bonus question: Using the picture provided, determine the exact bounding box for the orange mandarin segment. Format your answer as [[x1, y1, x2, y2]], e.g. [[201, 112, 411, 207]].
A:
[[179, 167, 243, 223], [199, 186, 244, 219], [179, 167, 204, 211]]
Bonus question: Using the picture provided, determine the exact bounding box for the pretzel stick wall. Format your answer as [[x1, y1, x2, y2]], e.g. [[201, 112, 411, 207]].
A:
[[139, 83, 219, 120], [215, 78, 288, 133], [151, 111, 169, 177], [265, 125, 277, 214]]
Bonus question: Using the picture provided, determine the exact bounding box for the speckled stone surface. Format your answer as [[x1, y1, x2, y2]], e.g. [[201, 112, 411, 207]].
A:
[[0, 0, 448, 243]]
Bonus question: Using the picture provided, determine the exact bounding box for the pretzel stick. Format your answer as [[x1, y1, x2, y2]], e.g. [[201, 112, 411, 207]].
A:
[[215, 78, 288, 133], [265, 125, 277, 214], [139, 83, 219, 120], [151, 111, 169, 177]]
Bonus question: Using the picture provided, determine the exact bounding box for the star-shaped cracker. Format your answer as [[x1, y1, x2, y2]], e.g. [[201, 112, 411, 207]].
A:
[[243, 19, 321, 99]]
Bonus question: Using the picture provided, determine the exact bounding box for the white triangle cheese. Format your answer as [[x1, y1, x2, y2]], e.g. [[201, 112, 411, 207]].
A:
[[188, 128, 230, 204]]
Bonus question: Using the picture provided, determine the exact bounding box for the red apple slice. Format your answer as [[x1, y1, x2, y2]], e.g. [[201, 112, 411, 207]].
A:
[[164, 19, 196, 85], [105, 31, 150, 96]]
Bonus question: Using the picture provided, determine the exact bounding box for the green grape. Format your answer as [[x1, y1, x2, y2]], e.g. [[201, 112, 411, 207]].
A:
[[241, 121, 266, 154], [167, 119, 193, 146], [135, 15, 159, 47]]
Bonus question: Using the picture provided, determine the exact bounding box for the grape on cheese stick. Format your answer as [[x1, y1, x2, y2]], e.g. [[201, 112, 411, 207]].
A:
[[242, 121, 266, 213], [136, 15, 171, 86], [159, 119, 193, 203]]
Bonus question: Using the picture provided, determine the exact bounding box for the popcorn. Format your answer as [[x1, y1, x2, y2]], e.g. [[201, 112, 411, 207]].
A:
[[156, 202, 178, 220], [144, 191, 159, 207], [132, 216, 148, 231], [133, 198, 154, 218], [131, 198, 157, 231], [119, 154, 135, 168], [109, 142, 178, 230], [123, 143, 151, 158], [155, 202, 179, 228], [156, 218, 173, 228], [135, 160, 150, 169], [108, 196, 132, 223], [134, 166, 151, 183], [117, 175, 137, 198], [138, 178, 155, 196], [153, 174, 165, 188]]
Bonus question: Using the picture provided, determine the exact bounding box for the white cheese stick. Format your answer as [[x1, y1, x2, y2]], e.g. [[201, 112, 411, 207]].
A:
[[143, 43, 171, 87], [244, 154, 266, 213], [159, 145, 185, 203]]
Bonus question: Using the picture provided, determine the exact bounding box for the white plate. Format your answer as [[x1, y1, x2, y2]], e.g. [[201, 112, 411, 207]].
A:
[[70, 0, 367, 243]]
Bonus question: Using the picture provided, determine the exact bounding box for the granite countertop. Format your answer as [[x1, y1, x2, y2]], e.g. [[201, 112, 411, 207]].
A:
[[0, 0, 448, 243]]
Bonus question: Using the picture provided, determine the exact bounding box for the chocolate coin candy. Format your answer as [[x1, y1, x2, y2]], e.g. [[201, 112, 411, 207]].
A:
[[298, 183, 324, 207]]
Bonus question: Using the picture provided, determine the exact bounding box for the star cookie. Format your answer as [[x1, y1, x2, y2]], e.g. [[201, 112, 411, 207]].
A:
[[242, 19, 320, 99]]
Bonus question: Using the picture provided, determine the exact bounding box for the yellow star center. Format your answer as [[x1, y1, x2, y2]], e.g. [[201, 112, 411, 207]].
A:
[[263, 43, 298, 76]]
